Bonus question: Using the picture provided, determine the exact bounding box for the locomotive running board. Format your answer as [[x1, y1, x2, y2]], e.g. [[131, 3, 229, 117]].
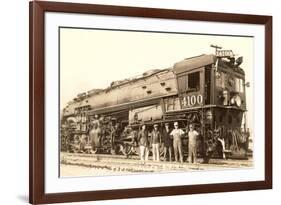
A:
[[165, 104, 247, 114]]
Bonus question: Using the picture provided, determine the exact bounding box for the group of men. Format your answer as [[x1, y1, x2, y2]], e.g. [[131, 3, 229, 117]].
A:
[[138, 122, 199, 164], [88, 114, 199, 163]]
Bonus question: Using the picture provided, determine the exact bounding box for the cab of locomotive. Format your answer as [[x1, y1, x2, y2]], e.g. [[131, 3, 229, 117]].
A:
[[173, 54, 215, 110]]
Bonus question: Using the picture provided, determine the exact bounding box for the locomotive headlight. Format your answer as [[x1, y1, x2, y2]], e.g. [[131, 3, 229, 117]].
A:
[[230, 95, 242, 107], [235, 95, 242, 107]]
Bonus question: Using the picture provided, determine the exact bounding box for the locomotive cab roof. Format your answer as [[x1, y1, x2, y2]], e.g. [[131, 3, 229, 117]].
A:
[[173, 54, 217, 74], [173, 54, 244, 75]]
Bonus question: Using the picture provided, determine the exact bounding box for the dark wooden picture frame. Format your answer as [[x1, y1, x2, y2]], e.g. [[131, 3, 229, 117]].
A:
[[29, 1, 272, 204]]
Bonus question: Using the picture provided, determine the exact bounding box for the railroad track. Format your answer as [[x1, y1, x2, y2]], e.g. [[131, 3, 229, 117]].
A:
[[60, 152, 253, 177]]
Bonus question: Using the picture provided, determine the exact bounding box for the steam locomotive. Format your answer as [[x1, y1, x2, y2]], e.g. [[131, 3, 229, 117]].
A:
[[60, 46, 250, 163]]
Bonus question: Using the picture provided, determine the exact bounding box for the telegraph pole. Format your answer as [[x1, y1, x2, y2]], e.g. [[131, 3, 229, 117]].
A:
[[210, 44, 222, 54]]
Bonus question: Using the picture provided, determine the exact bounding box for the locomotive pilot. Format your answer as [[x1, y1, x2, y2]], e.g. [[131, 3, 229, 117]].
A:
[[170, 122, 184, 163], [162, 123, 173, 162], [138, 124, 149, 163], [188, 124, 199, 163], [151, 124, 162, 161]]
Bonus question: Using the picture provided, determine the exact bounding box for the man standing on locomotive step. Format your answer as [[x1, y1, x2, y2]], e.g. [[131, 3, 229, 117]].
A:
[[138, 124, 149, 163], [89, 123, 101, 154], [162, 123, 173, 162], [151, 124, 162, 161], [92, 114, 100, 127], [188, 123, 199, 163], [170, 122, 184, 163]]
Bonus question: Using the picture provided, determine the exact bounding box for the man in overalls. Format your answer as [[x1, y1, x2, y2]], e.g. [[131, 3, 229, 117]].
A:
[[170, 122, 184, 163], [188, 124, 199, 163]]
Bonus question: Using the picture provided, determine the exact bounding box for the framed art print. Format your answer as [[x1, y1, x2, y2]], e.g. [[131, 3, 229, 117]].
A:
[[29, 1, 272, 204]]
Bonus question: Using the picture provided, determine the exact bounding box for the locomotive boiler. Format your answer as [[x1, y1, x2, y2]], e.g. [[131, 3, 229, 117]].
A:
[[61, 46, 250, 163]]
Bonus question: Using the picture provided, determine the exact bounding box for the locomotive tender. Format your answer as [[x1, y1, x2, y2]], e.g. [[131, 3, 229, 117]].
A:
[[61, 46, 250, 162]]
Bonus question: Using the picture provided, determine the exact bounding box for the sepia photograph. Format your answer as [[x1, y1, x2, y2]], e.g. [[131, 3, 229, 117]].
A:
[[29, 2, 272, 203], [59, 27, 254, 177]]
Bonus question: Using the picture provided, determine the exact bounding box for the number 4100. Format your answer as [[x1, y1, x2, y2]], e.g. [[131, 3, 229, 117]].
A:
[[182, 94, 203, 107]]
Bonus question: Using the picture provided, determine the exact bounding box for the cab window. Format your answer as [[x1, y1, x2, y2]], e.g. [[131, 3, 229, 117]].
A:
[[178, 71, 200, 93], [188, 72, 200, 91]]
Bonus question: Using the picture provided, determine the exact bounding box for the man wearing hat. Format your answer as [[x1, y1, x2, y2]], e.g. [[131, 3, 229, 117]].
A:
[[138, 124, 149, 163], [188, 123, 199, 163], [162, 123, 173, 162], [170, 122, 185, 163], [89, 122, 101, 153], [151, 124, 162, 161]]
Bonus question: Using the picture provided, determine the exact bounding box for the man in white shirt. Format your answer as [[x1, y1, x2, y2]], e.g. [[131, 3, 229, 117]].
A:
[[188, 124, 199, 163], [170, 122, 184, 163]]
